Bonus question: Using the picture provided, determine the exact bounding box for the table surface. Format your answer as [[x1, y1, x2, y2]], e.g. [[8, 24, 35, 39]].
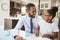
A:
[[0, 30, 52, 40], [19, 30, 52, 40]]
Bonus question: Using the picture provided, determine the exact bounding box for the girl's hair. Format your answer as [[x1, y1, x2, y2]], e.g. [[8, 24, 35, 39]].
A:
[[47, 7, 58, 18]]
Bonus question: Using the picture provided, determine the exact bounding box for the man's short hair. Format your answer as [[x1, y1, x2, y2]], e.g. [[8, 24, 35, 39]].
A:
[[26, 3, 35, 11]]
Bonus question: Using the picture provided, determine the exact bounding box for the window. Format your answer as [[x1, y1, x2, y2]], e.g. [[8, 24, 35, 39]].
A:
[[41, 4, 44, 8], [45, 3, 48, 8]]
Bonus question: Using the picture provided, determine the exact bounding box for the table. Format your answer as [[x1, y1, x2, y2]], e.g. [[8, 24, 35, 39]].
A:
[[19, 30, 52, 40], [0, 30, 52, 40]]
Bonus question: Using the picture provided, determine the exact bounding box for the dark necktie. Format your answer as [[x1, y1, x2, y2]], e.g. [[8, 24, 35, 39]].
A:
[[30, 18, 33, 33]]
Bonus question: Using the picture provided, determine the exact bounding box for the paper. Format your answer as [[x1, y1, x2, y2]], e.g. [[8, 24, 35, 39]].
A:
[[18, 30, 52, 40], [19, 30, 26, 39], [26, 34, 52, 40]]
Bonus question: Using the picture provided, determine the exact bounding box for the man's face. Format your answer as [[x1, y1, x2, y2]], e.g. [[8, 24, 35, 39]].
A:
[[28, 6, 36, 18], [43, 10, 53, 22]]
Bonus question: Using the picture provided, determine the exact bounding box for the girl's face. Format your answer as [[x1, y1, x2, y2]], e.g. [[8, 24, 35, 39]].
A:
[[43, 10, 53, 23]]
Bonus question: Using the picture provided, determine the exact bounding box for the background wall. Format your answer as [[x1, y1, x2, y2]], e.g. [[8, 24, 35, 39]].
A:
[[0, 0, 10, 26]]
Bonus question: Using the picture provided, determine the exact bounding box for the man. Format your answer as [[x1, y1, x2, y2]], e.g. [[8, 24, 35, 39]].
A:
[[13, 3, 42, 40]]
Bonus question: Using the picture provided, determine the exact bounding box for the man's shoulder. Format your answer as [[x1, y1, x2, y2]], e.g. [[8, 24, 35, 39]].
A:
[[21, 15, 26, 18], [18, 15, 26, 20], [36, 15, 42, 20]]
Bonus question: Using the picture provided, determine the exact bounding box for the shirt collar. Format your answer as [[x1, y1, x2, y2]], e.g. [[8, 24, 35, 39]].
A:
[[26, 14, 30, 19]]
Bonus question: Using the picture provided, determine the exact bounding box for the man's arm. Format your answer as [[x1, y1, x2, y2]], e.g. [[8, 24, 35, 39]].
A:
[[12, 17, 24, 40], [14, 17, 24, 30]]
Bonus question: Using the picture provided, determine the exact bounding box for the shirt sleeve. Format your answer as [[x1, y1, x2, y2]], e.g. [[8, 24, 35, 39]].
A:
[[52, 23, 59, 32], [12, 17, 24, 37]]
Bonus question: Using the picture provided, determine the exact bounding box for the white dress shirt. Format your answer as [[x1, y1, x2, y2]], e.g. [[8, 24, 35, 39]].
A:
[[12, 15, 42, 37]]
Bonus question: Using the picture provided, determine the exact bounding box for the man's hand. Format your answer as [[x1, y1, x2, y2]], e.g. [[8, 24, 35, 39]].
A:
[[15, 35, 25, 40], [35, 26, 40, 37], [35, 30, 39, 37]]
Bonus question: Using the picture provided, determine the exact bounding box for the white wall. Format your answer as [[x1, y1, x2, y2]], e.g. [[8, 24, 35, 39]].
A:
[[0, 0, 10, 26], [11, 0, 21, 3]]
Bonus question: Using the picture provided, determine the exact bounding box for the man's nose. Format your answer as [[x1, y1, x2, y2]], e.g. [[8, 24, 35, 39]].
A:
[[34, 12, 36, 14], [33, 13, 36, 15]]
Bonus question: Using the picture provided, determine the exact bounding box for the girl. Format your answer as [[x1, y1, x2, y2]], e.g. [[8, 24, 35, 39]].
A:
[[35, 7, 59, 39]]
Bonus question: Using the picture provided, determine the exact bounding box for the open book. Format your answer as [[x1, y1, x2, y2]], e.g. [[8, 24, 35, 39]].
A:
[[26, 34, 52, 40], [19, 30, 52, 40]]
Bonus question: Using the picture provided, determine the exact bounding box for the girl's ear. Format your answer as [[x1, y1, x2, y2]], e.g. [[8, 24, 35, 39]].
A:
[[51, 16, 53, 19]]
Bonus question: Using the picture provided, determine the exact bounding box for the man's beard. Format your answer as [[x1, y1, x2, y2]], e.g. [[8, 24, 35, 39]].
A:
[[29, 14, 36, 18]]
